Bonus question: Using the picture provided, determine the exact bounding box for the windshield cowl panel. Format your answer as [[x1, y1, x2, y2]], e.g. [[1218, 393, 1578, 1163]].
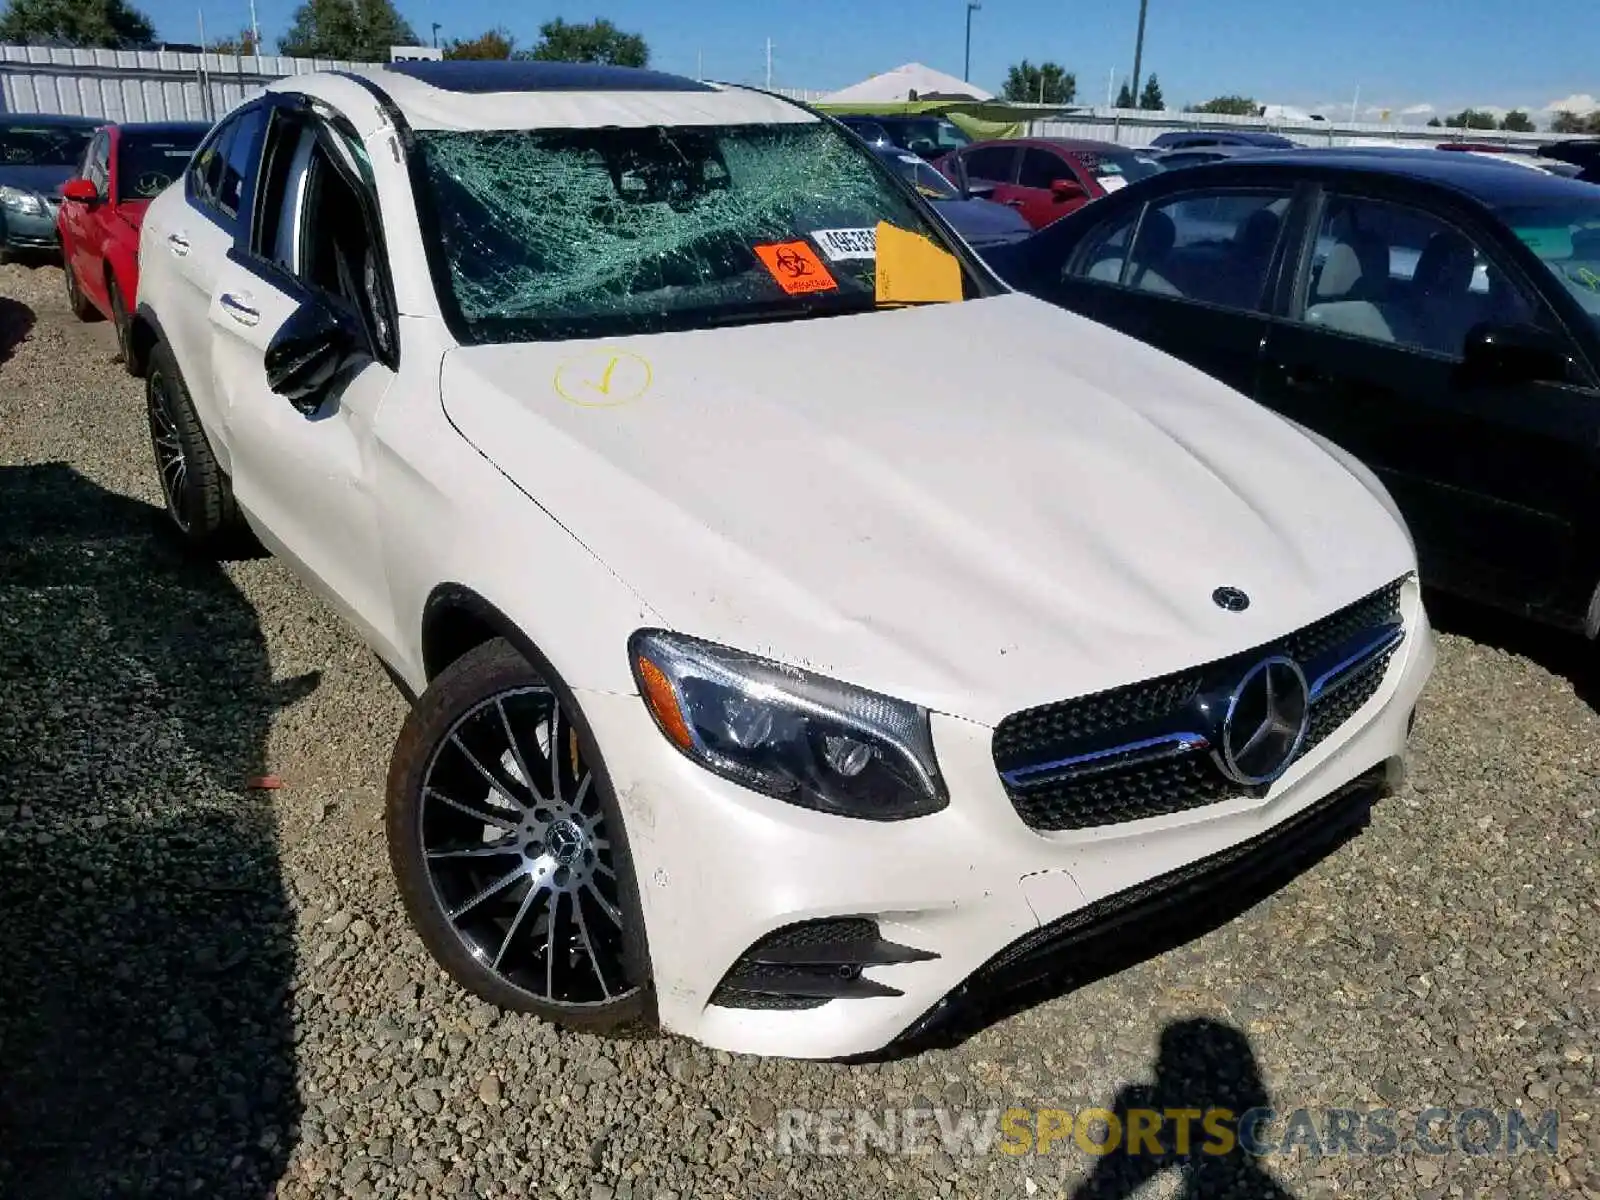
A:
[[415, 122, 978, 345]]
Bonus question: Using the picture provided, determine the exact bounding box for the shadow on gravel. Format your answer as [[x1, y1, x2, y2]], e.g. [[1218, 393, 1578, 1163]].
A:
[[0, 463, 310, 1198], [1424, 588, 1600, 712], [1069, 1018, 1296, 1200], [884, 781, 1381, 1059], [0, 295, 35, 363]]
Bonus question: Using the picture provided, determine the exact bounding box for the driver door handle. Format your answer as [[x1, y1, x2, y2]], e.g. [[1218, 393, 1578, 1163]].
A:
[[220, 292, 259, 326], [167, 231, 190, 256]]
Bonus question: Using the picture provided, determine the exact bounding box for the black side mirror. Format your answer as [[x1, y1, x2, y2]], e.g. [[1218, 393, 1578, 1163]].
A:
[[1459, 321, 1570, 386], [265, 298, 358, 412]]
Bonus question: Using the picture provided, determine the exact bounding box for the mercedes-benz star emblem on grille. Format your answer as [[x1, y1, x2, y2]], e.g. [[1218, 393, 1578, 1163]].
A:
[[1212, 586, 1251, 612], [1218, 655, 1310, 786]]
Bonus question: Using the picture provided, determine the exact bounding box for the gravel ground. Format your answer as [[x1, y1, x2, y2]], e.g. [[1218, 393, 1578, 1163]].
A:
[[2, 258, 1598, 1200]]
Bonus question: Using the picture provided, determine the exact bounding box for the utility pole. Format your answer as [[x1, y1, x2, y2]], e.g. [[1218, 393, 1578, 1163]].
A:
[[697, 49, 703, 79], [431, 21, 440, 47], [765, 38, 773, 90], [248, 0, 259, 53], [1130, 0, 1149, 108], [963, 2, 981, 83]]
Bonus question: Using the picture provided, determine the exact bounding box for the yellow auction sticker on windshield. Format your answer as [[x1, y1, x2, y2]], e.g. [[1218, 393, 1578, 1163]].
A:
[[754, 241, 838, 295], [874, 221, 963, 305]]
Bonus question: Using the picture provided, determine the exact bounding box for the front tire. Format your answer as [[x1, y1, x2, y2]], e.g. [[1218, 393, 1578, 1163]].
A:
[[386, 638, 651, 1032], [145, 339, 253, 556]]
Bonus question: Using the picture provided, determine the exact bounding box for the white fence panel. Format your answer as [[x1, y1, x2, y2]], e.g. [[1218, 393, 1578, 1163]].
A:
[[1, 43, 359, 124]]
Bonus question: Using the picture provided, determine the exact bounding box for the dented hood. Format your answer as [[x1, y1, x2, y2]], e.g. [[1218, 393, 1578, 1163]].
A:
[[441, 293, 1414, 725]]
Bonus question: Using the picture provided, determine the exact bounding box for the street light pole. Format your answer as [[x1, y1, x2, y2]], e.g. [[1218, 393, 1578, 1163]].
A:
[[430, 21, 440, 47], [964, 2, 981, 83], [1130, 0, 1149, 106]]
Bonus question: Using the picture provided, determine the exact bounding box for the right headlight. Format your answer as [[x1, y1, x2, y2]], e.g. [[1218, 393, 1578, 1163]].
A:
[[0, 185, 43, 216], [629, 630, 948, 821]]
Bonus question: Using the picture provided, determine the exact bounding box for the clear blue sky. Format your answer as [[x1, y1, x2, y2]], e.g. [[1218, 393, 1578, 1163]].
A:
[[161, 0, 1597, 121]]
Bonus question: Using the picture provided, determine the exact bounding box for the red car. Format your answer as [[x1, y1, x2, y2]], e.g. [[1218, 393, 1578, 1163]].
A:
[[56, 121, 209, 366], [937, 137, 1165, 229]]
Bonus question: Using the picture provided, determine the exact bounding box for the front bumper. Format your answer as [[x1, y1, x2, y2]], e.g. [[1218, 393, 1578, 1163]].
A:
[[0, 202, 63, 251], [579, 587, 1435, 1059]]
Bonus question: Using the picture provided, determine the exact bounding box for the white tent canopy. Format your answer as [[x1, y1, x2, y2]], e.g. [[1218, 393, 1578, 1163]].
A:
[[820, 63, 993, 105]]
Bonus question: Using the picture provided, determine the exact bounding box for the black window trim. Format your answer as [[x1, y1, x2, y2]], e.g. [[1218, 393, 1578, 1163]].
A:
[[224, 92, 401, 374], [85, 129, 110, 198], [184, 100, 270, 236]]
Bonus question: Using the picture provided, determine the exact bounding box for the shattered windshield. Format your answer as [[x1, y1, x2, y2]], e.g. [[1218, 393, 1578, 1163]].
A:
[[415, 121, 973, 342]]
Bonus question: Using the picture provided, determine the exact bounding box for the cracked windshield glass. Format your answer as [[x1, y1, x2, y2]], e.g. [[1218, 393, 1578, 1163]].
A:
[[416, 121, 972, 343]]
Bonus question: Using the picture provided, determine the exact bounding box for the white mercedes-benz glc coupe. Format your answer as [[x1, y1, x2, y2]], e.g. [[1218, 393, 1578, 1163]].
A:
[[131, 60, 1434, 1059]]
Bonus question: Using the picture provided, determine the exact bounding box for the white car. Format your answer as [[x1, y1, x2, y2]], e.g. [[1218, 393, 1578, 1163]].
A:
[[132, 61, 1435, 1060]]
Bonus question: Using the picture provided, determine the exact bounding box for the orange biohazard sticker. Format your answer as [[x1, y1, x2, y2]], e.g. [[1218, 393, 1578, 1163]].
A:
[[753, 240, 838, 295]]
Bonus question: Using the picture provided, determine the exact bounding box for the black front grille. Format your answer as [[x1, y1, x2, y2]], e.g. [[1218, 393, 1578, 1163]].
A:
[[994, 579, 1406, 832]]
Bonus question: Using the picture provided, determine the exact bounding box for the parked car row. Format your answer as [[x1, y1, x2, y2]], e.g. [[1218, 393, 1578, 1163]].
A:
[[99, 60, 1441, 1062], [985, 148, 1600, 637]]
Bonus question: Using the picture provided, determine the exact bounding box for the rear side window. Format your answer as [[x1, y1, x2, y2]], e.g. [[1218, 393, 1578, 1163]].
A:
[[1119, 189, 1292, 308], [962, 146, 1016, 182], [1072, 204, 1141, 285], [1018, 148, 1070, 189]]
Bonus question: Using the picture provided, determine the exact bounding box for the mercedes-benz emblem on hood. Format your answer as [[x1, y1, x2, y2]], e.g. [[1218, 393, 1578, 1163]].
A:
[[1219, 656, 1310, 786], [1213, 586, 1251, 612]]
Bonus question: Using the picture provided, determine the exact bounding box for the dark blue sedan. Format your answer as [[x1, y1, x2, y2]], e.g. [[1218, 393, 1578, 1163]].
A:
[[871, 144, 1032, 252]]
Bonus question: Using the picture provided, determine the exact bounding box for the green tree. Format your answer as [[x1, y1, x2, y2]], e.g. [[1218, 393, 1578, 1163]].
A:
[[444, 26, 513, 59], [210, 27, 260, 54], [1189, 95, 1259, 116], [1550, 109, 1600, 134], [1426, 116, 1443, 128], [278, 0, 416, 61], [1444, 108, 1498, 130], [1000, 59, 1075, 105], [1114, 80, 1134, 108], [515, 17, 648, 67], [0, 0, 154, 48], [1138, 73, 1164, 111], [1499, 109, 1535, 132]]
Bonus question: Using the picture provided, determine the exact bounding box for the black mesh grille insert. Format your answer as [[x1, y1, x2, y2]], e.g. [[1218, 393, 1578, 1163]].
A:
[[994, 579, 1405, 832]]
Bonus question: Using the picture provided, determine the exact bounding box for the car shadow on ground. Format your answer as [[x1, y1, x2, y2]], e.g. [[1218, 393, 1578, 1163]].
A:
[[0, 463, 308, 1197], [1423, 588, 1600, 711], [1066, 1018, 1297, 1199], [0, 295, 35, 363]]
